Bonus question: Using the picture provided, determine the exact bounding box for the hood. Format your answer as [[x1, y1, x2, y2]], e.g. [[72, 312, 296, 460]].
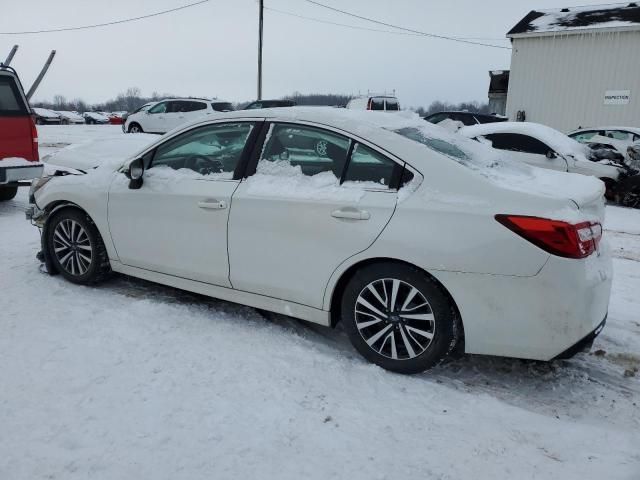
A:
[[43, 135, 157, 170]]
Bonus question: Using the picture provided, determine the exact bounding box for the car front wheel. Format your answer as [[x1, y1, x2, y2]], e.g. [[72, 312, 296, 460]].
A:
[[128, 123, 143, 133], [341, 262, 459, 374], [46, 209, 111, 284]]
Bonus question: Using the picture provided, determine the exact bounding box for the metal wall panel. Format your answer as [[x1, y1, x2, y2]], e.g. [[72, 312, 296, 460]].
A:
[[506, 31, 640, 132]]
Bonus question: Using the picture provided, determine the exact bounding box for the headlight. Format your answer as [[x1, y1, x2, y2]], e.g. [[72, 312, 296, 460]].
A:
[[29, 176, 52, 198]]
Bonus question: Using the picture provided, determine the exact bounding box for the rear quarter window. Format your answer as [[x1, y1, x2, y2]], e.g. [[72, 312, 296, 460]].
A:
[[0, 75, 28, 115]]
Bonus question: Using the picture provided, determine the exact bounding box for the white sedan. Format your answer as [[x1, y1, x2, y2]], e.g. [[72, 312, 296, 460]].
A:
[[26, 109, 612, 373], [460, 122, 624, 187]]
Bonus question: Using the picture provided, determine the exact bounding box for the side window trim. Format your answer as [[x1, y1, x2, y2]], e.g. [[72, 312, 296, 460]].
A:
[[146, 120, 262, 181], [244, 120, 410, 190]]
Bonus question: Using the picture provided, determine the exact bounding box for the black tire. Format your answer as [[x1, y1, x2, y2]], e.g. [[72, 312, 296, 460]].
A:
[[341, 262, 459, 374], [0, 186, 18, 201], [46, 208, 111, 285], [128, 123, 143, 133]]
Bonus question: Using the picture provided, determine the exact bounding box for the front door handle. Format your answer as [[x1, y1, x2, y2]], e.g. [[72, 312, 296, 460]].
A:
[[198, 199, 227, 210], [331, 207, 370, 220]]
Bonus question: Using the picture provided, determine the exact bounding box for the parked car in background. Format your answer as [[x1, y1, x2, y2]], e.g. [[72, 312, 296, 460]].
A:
[[0, 65, 42, 201], [108, 112, 126, 125], [425, 111, 508, 126], [460, 122, 624, 194], [568, 126, 640, 161], [32, 107, 62, 125], [346, 95, 400, 111], [83, 112, 110, 125], [55, 111, 85, 124], [243, 99, 295, 110], [124, 98, 228, 134], [27, 108, 611, 373]]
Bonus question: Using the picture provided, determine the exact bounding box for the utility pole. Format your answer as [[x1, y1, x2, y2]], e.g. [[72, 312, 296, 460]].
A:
[[257, 0, 263, 100]]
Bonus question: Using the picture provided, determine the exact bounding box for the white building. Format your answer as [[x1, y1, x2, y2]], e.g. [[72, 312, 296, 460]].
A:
[[505, 3, 640, 132]]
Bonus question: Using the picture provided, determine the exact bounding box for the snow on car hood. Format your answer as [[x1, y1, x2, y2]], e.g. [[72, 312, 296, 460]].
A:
[[43, 134, 157, 170]]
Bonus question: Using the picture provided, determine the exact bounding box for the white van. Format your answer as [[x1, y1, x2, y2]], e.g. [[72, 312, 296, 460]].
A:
[[346, 95, 400, 112]]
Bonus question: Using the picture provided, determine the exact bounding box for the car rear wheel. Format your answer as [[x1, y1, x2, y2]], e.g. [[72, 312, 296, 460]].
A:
[[0, 186, 18, 201], [128, 123, 143, 133], [341, 262, 458, 374], [46, 209, 111, 284]]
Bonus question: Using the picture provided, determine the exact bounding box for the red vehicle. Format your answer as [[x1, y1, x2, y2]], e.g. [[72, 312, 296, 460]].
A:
[[0, 65, 42, 201]]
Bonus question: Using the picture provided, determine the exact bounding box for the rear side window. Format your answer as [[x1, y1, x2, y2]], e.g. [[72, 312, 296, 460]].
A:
[[484, 133, 550, 155], [212, 102, 233, 112], [0, 75, 28, 115], [370, 98, 385, 111], [188, 101, 207, 112], [344, 143, 400, 188], [259, 124, 350, 177], [385, 98, 399, 111]]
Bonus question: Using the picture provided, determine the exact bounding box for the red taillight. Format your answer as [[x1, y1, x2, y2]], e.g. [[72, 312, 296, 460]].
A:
[[30, 115, 39, 162], [495, 215, 602, 259]]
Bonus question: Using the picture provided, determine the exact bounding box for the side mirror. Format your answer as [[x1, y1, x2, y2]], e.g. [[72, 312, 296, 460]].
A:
[[125, 157, 144, 189], [546, 150, 557, 159]]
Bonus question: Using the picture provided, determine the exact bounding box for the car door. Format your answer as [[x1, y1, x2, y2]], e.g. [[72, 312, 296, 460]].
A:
[[108, 121, 259, 286], [483, 133, 568, 171], [144, 101, 169, 133], [227, 122, 407, 309]]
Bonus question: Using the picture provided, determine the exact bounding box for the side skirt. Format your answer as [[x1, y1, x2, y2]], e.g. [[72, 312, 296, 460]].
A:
[[110, 261, 331, 327]]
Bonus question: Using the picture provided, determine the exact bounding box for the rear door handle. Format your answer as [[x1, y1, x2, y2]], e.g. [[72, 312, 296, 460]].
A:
[[198, 199, 227, 210], [331, 208, 370, 220]]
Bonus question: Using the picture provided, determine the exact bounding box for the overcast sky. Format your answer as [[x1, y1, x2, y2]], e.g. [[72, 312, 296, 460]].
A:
[[1, 0, 613, 108]]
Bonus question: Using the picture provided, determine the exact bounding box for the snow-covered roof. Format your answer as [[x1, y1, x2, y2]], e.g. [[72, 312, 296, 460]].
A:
[[32, 107, 60, 118], [459, 121, 590, 158], [568, 125, 640, 135], [507, 3, 640, 37]]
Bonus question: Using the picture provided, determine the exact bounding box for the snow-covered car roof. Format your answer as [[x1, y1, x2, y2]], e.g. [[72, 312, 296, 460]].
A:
[[459, 122, 590, 158], [568, 126, 640, 135], [508, 3, 640, 37], [32, 107, 60, 118], [84, 112, 109, 119], [55, 111, 84, 120]]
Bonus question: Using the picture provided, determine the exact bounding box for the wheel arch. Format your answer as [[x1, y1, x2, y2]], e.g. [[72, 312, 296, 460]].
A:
[[40, 201, 107, 275], [327, 257, 465, 347]]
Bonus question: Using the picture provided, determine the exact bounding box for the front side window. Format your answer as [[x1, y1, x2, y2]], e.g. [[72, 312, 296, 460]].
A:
[[484, 133, 550, 155], [606, 130, 631, 141], [344, 143, 400, 188], [259, 124, 350, 177], [150, 122, 254, 178], [148, 102, 167, 114]]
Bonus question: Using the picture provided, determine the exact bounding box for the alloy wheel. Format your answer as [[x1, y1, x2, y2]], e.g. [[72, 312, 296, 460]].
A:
[[354, 278, 436, 360], [52, 219, 93, 276]]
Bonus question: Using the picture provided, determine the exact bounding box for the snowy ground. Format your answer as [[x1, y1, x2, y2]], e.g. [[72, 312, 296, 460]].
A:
[[1, 125, 639, 479]]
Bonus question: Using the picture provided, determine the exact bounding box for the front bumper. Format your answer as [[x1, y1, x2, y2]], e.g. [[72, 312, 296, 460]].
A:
[[0, 164, 44, 185]]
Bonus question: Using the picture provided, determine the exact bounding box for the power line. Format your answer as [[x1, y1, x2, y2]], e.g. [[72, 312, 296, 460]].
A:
[[302, 0, 511, 50], [265, 6, 508, 42], [0, 0, 210, 35]]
